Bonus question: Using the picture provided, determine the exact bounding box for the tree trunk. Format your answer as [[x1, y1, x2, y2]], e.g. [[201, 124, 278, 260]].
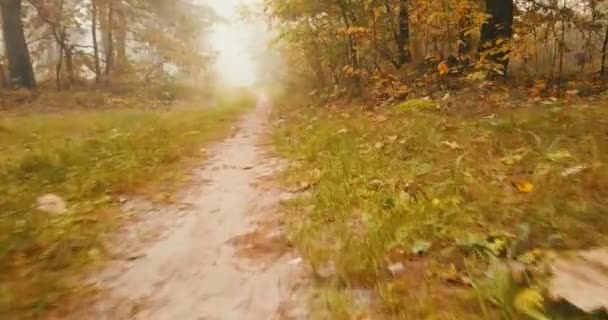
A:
[[0, 0, 36, 88], [116, 0, 127, 70], [306, 19, 326, 88], [105, 0, 114, 76], [600, 24, 608, 79], [479, 0, 514, 76], [91, 0, 101, 83], [338, 1, 360, 88], [55, 42, 64, 91], [65, 46, 74, 85], [0, 62, 7, 87], [395, 0, 411, 66]]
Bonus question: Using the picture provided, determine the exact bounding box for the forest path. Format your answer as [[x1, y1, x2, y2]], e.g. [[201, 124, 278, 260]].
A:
[[69, 96, 305, 320]]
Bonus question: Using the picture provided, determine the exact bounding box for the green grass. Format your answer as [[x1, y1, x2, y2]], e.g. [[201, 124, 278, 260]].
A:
[[0, 99, 250, 318], [274, 100, 608, 319]]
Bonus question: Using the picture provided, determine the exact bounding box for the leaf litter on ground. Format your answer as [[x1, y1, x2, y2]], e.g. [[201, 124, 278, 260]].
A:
[[274, 95, 608, 319]]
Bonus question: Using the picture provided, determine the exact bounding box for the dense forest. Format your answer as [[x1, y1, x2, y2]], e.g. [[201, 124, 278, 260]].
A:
[[266, 0, 608, 99]]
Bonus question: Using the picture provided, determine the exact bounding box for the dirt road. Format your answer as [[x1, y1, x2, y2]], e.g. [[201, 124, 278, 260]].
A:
[[74, 96, 305, 320]]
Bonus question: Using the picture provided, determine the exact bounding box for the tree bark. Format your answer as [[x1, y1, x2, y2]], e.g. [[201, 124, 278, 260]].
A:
[[479, 0, 514, 76], [0, 62, 7, 87], [0, 0, 36, 88], [600, 24, 608, 79], [65, 46, 74, 85], [395, 0, 411, 66], [105, 0, 114, 76], [115, 0, 127, 70], [338, 0, 360, 87], [91, 0, 101, 83]]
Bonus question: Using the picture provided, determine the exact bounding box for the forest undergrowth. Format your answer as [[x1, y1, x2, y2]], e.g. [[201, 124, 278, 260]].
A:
[[274, 87, 608, 319], [0, 89, 253, 319]]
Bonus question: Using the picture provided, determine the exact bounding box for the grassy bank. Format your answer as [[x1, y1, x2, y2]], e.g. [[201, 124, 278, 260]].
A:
[[274, 97, 608, 319], [0, 97, 251, 318]]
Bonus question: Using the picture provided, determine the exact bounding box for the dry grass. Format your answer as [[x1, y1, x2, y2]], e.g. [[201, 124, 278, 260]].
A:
[[273, 95, 608, 319], [0, 93, 253, 319]]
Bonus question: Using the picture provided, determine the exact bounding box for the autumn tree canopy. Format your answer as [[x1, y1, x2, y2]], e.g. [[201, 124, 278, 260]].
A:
[[0, 0, 217, 90], [265, 0, 608, 99]]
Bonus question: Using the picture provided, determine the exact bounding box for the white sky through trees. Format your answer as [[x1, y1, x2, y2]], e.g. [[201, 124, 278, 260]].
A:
[[207, 0, 258, 87]]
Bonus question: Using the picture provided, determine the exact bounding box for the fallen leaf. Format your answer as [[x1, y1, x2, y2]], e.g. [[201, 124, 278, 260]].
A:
[[375, 142, 385, 149], [561, 165, 587, 177], [373, 115, 388, 123], [514, 288, 549, 320], [36, 194, 67, 215], [547, 149, 573, 162], [388, 262, 405, 275], [549, 249, 608, 313], [441, 140, 462, 150], [438, 61, 449, 75], [565, 89, 579, 96], [501, 154, 523, 165], [297, 181, 311, 192], [387, 135, 398, 143], [512, 180, 535, 193], [368, 179, 383, 189], [337, 128, 348, 134], [288, 257, 303, 265]]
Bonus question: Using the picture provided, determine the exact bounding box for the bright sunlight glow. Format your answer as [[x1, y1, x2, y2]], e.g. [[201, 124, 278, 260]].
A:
[[207, 0, 258, 87]]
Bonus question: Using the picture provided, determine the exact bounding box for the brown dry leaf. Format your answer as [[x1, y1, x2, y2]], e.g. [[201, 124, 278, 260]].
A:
[[374, 142, 385, 149], [549, 249, 608, 313], [441, 140, 462, 150], [372, 115, 388, 123], [295, 181, 311, 192], [368, 179, 383, 189], [387, 135, 398, 143]]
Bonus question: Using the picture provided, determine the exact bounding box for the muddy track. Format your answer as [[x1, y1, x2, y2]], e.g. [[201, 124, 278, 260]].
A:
[[67, 97, 306, 320]]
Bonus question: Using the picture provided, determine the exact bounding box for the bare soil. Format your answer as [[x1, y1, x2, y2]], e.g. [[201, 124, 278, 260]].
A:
[[59, 97, 307, 320]]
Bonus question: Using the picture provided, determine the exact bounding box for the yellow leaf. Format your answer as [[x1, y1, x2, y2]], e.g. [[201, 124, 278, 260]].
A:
[[513, 180, 535, 193], [438, 61, 449, 75], [514, 288, 549, 320]]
